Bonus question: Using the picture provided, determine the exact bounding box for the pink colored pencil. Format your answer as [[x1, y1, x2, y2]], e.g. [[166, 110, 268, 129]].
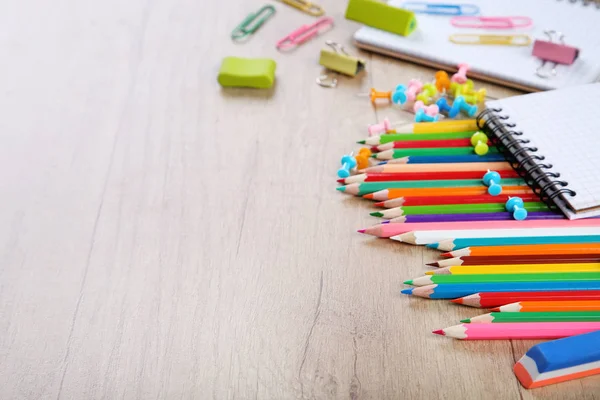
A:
[[433, 322, 600, 340], [359, 219, 600, 238]]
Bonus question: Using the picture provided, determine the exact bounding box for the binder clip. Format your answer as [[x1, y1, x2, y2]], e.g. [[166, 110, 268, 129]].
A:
[[317, 40, 366, 88], [532, 30, 579, 79]]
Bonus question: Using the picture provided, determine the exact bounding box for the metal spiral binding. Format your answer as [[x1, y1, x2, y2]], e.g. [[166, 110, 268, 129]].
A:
[[476, 109, 577, 211]]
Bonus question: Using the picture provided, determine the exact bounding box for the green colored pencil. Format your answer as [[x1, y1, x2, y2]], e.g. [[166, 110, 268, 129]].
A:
[[404, 272, 600, 286], [336, 178, 526, 196], [359, 131, 477, 146], [463, 311, 600, 323], [400, 202, 548, 216], [373, 147, 499, 160]]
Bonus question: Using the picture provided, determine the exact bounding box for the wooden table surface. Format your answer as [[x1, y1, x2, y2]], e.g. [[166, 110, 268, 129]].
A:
[[1, 1, 599, 399]]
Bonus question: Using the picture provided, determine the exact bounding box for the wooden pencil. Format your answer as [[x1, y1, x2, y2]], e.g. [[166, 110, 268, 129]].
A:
[[338, 170, 520, 184], [371, 154, 506, 164], [372, 147, 499, 160], [433, 322, 600, 340], [371, 193, 539, 210], [430, 263, 600, 275], [404, 272, 600, 287], [373, 138, 477, 151], [494, 300, 600, 313], [386, 211, 563, 223], [442, 244, 600, 258], [364, 186, 533, 201], [463, 311, 600, 323], [361, 161, 512, 174], [434, 236, 600, 252], [358, 131, 477, 146], [429, 254, 600, 267], [452, 291, 600, 308]]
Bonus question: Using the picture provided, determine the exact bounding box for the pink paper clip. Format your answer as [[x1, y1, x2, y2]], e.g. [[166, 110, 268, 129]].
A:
[[276, 17, 334, 50], [451, 16, 532, 29], [532, 30, 579, 78]]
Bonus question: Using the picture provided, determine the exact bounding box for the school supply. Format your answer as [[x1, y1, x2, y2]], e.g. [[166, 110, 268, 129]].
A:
[[345, 0, 417, 37], [353, 0, 600, 91], [494, 300, 600, 313], [432, 264, 600, 276], [373, 147, 499, 160], [442, 244, 600, 259], [386, 211, 562, 224], [433, 254, 600, 268], [231, 5, 276, 41], [514, 330, 600, 388], [532, 30, 580, 79], [359, 131, 477, 146], [479, 83, 600, 219], [471, 132, 489, 156], [482, 171, 501, 196], [365, 186, 532, 201], [317, 41, 366, 88], [402, 2, 479, 16], [371, 193, 538, 211], [277, 0, 324, 16], [434, 236, 600, 252], [387, 202, 547, 218], [452, 291, 600, 308], [405, 272, 600, 287], [362, 161, 511, 173], [276, 17, 334, 50], [448, 34, 531, 47], [339, 170, 517, 185], [464, 311, 600, 324], [450, 16, 532, 29], [217, 57, 277, 89], [434, 322, 600, 340], [505, 197, 528, 220]]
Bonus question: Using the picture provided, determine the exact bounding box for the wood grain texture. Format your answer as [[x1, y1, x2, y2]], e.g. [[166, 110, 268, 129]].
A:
[[0, 0, 598, 399]]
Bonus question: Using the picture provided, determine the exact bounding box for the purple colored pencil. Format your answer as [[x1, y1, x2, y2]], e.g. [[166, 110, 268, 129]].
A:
[[381, 211, 564, 224]]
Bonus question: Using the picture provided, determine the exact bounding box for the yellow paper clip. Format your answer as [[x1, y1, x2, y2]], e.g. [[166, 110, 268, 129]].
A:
[[449, 34, 532, 46], [277, 0, 325, 16]]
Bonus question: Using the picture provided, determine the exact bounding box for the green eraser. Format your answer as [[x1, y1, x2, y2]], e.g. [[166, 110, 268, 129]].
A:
[[217, 57, 276, 89], [345, 0, 417, 37]]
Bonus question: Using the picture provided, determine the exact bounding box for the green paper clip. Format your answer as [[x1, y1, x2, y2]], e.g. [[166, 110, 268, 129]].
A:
[[232, 5, 276, 41], [318, 41, 366, 77], [218, 57, 277, 89], [345, 0, 417, 37]]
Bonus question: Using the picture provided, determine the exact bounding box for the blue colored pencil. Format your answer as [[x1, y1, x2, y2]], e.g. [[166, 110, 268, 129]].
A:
[[430, 235, 600, 251], [377, 153, 506, 165], [401, 281, 600, 299]]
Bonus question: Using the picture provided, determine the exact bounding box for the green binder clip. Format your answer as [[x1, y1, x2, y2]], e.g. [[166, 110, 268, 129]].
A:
[[317, 41, 366, 87], [345, 0, 417, 37], [217, 57, 277, 89]]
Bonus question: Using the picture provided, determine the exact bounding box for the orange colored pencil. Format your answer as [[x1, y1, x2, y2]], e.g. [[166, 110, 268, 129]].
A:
[[363, 186, 533, 201], [493, 300, 600, 313], [442, 243, 600, 258]]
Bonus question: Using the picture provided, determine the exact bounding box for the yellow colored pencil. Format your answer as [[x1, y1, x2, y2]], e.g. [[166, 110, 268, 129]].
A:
[[427, 263, 600, 276]]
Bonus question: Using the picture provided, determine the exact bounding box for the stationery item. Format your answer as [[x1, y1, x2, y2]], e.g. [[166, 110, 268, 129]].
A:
[[337, 153, 357, 179], [231, 5, 276, 41], [345, 0, 417, 37], [453, 96, 478, 117], [277, 0, 324, 16], [463, 311, 600, 324], [405, 272, 600, 287], [368, 118, 395, 135], [374, 138, 482, 151], [362, 119, 479, 139], [436, 98, 460, 118], [373, 147, 499, 160], [452, 291, 600, 308], [533, 30, 580, 79], [451, 63, 469, 84], [442, 244, 600, 259], [353, 0, 600, 91], [435, 71, 451, 92], [416, 84, 438, 104], [406, 79, 423, 102], [505, 197, 528, 221], [402, 282, 600, 299], [386, 211, 562, 224], [339, 170, 518, 184], [415, 109, 439, 123], [359, 88, 393, 104], [431, 254, 600, 268], [434, 322, 600, 340], [318, 40, 366, 80], [365, 186, 532, 201], [434, 236, 600, 252], [450, 16, 532, 29], [471, 132, 489, 156], [414, 101, 440, 118], [375, 154, 506, 164], [276, 17, 334, 50], [362, 161, 512, 173], [495, 300, 600, 313], [354, 148, 372, 170], [514, 330, 600, 388], [432, 264, 600, 276], [217, 57, 277, 89], [478, 83, 600, 219], [390, 201, 546, 218], [482, 171, 502, 196], [402, 2, 479, 16]]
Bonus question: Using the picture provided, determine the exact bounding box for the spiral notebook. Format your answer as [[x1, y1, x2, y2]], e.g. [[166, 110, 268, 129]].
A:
[[353, 0, 600, 92], [478, 83, 600, 219]]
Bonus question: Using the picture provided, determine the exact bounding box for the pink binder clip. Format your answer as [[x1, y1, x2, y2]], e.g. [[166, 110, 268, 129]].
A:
[[276, 17, 334, 50], [451, 16, 532, 29], [532, 30, 579, 79]]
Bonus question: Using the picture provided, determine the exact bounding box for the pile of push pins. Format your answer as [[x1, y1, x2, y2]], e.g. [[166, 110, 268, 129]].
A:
[[483, 170, 529, 221]]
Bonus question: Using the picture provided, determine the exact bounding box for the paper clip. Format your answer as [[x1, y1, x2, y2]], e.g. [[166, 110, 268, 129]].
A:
[[451, 16, 532, 29], [277, 0, 325, 16], [449, 34, 532, 46], [533, 30, 580, 79], [402, 2, 479, 16], [231, 5, 276, 41], [276, 17, 334, 50]]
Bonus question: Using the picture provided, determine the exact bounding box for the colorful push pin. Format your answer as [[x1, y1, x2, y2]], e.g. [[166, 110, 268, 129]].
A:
[[506, 197, 528, 221], [462, 88, 487, 105], [482, 170, 502, 196], [368, 118, 394, 136], [406, 79, 423, 102], [416, 83, 438, 104], [355, 147, 372, 170], [454, 96, 478, 117], [415, 108, 440, 123], [471, 131, 489, 155], [436, 97, 460, 118], [338, 153, 357, 178], [368, 88, 392, 104], [450, 80, 474, 97], [392, 84, 408, 105], [435, 71, 450, 92], [451, 62, 470, 84], [413, 100, 440, 117]]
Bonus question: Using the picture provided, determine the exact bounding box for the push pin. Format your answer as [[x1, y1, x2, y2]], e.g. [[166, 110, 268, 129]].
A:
[[454, 96, 478, 117], [482, 170, 502, 196], [355, 147, 372, 170], [532, 30, 579, 79], [450, 80, 474, 97], [392, 84, 408, 105], [436, 97, 460, 118], [414, 100, 439, 117], [406, 79, 424, 102], [357, 88, 392, 104], [416, 83, 438, 104], [415, 108, 440, 123], [461, 88, 487, 105], [451, 63, 470, 84], [435, 71, 450, 92], [368, 118, 394, 136], [338, 153, 357, 178], [506, 197, 528, 221], [471, 131, 489, 155]]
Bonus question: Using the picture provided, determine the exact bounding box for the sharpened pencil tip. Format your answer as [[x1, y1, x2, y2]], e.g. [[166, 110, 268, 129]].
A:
[[426, 243, 440, 249], [357, 229, 366, 234], [432, 329, 445, 336], [490, 307, 500, 312], [401, 288, 413, 295], [450, 298, 463, 304], [363, 194, 374, 200], [382, 220, 390, 224], [441, 252, 452, 258], [336, 179, 343, 183], [336, 186, 345, 192], [374, 201, 384, 207], [460, 319, 470, 323], [370, 212, 383, 217], [357, 140, 365, 144], [426, 262, 439, 267], [403, 280, 413, 285]]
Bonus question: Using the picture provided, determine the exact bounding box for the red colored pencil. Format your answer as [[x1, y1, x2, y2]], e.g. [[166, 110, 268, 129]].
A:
[[338, 170, 520, 185], [372, 138, 486, 152], [370, 193, 541, 208], [452, 291, 600, 308], [429, 254, 600, 267]]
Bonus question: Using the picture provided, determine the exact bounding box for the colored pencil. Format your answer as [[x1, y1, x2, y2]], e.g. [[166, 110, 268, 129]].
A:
[[362, 161, 512, 173], [386, 211, 563, 223], [404, 272, 600, 287], [434, 322, 600, 340], [338, 170, 520, 185], [336, 178, 526, 196], [365, 186, 533, 201], [434, 236, 600, 252], [429, 254, 600, 267], [452, 291, 600, 308], [401, 281, 600, 299], [442, 244, 600, 258], [393, 202, 546, 217], [359, 220, 600, 239], [463, 311, 600, 324], [514, 330, 600, 388], [430, 263, 600, 276], [494, 300, 600, 313], [374, 154, 506, 164], [359, 131, 477, 146], [397, 119, 479, 133], [373, 138, 478, 151], [371, 193, 537, 209], [372, 147, 499, 160]]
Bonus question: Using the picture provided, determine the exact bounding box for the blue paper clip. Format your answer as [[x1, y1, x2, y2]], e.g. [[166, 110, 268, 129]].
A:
[[402, 2, 480, 16]]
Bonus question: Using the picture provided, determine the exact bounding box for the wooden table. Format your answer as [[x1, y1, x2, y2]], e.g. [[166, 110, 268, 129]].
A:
[[1, 1, 598, 398]]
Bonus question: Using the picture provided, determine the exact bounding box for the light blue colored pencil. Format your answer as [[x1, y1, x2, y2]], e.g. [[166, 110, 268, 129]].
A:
[[430, 235, 600, 251]]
